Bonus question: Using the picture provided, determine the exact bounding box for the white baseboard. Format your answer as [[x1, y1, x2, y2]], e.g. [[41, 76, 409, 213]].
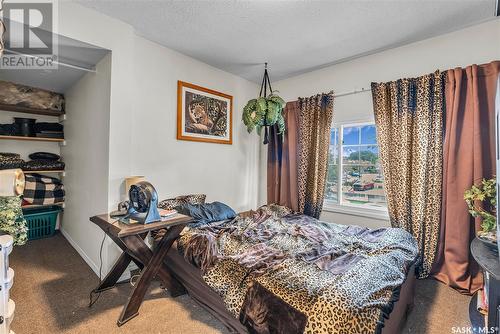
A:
[[60, 229, 134, 286], [60, 228, 100, 276]]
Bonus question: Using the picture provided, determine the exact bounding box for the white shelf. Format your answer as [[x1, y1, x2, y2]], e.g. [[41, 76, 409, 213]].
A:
[[0, 135, 64, 143], [23, 170, 65, 176], [0, 104, 64, 117], [22, 203, 64, 209]]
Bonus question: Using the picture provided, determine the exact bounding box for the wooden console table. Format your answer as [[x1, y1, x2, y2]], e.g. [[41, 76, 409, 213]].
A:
[[89, 213, 194, 326], [469, 238, 500, 333]]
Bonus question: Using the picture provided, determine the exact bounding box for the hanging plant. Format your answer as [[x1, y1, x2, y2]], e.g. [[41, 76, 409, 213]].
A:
[[242, 63, 286, 144], [242, 94, 285, 135]]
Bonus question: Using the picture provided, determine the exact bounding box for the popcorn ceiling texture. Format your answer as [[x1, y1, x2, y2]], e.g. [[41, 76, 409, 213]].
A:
[[78, 0, 495, 83]]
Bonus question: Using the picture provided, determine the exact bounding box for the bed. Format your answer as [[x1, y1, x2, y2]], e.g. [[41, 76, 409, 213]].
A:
[[160, 204, 418, 334]]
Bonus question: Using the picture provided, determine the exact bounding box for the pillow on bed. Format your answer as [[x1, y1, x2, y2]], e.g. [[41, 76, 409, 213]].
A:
[[258, 204, 293, 218], [183, 194, 207, 205], [158, 193, 206, 210], [177, 201, 236, 225], [154, 194, 207, 243]]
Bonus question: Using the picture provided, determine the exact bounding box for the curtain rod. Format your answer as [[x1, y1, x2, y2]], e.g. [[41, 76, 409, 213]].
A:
[[333, 87, 370, 98]]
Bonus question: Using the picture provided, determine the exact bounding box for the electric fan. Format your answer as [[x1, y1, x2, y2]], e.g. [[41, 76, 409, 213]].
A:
[[127, 181, 161, 224]]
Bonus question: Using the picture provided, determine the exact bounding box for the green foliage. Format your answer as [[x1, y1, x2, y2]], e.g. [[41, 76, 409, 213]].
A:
[[242, 92, 286, 137], [464, 177, 497, 233], [0, 196, 28, 245], [348, 150, 378, 164]]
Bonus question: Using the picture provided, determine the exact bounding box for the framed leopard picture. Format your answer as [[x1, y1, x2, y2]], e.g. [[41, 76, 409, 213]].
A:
[[177, 81, 233, 144]]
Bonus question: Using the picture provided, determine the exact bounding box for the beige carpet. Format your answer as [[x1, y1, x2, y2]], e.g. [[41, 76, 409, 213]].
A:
[[10, 233, 472, 334]]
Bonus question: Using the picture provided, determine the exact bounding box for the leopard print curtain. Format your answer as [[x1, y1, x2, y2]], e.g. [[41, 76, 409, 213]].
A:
[[297, 92, 334, 218], [371, 71, 445, 278]]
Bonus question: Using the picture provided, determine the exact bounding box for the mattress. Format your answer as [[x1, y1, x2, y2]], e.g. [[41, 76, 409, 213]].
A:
[[173, 205, 419, 334]]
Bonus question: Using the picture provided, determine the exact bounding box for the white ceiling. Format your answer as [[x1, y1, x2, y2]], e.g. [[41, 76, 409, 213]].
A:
[[78, 0, 497, 83]]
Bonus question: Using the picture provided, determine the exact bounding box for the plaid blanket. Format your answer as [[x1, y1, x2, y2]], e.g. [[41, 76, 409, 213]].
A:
[[23, 173, 65, 205]]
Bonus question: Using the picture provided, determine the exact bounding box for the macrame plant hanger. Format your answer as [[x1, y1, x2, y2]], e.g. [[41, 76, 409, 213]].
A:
[[259, 62, 273, 145]]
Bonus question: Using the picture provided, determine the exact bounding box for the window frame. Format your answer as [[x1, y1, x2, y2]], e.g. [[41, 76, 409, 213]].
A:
[[323, 120, 389, 221]]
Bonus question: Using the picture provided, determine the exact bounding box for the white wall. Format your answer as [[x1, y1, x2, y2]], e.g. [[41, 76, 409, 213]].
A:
[[130, 36, 260, 213], [61, 54, 111, 273], [57, 3, 135, 274], [261, 18, 500, 228], [57, 2, 260, 275], [58, 3, 137, 213]]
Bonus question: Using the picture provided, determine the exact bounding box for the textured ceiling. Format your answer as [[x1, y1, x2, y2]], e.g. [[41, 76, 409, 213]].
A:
[[77, 0, 497, 83]]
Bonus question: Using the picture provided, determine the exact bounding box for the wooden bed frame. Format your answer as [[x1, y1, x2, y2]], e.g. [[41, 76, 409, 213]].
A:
[[164, 246, 416, 334]]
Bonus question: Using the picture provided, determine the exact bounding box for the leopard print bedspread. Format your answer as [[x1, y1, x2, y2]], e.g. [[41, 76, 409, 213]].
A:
[[177, 205, 418, 334]]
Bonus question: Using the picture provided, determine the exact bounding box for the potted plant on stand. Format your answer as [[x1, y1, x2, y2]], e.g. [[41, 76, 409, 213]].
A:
[[464, 177, 497, 246]]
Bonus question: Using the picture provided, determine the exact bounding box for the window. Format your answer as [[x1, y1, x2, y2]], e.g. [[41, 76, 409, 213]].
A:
[[324, 123, 387, 212]]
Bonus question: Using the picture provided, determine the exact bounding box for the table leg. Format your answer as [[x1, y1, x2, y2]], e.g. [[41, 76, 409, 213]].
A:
[[92, 233, 147, 293], [117, 225, 186, 326], [121, 235, 186, 297], [94, 253, 133, 292]]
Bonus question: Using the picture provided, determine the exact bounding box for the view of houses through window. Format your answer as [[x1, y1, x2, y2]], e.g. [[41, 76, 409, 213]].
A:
[[325, 123, 387, 210]]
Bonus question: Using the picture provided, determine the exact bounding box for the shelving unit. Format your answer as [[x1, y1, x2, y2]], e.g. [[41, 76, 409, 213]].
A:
[[0, 101, 67, 233], [0, 104, 65, 143], [0, 103, 64, 117]]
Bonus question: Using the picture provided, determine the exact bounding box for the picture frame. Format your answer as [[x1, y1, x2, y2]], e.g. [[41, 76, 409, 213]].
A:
[[177, 80, 233, 144]]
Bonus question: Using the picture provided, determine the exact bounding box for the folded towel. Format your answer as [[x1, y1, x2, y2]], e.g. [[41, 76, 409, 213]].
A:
[[0, 153, 24, 170], [33, 122, 63, 133], [23, 160, 65, 171]]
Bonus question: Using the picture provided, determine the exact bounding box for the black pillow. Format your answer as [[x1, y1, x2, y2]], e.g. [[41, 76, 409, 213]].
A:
[[29, 152, 60, 161], [177, 201, 236, 225]]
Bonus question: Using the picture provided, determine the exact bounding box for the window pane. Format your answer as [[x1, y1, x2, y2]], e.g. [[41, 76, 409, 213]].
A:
[[342, 145, 386, 209], [342, 126, 359, 145], [330, 127, 338, 148], [325, 122, 386, 211], [361, 125, 377, 144], [342, 165, 361, 203], [325, 128, 339, 204], [358, 145, 379, 165], [328, 149, 338, 166], [329, 128, 338, 164], [325, 164, 338, 203], [343, 146, 360, 165]]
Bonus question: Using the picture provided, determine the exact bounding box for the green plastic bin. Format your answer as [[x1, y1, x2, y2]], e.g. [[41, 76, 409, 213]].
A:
[[22, 206, 63, 240]]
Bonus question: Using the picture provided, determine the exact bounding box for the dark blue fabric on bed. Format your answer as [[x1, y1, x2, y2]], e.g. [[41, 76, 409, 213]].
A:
[[177, 201, 236, 225]]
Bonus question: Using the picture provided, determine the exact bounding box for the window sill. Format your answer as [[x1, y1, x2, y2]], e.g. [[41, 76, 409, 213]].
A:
[[322, 204, 390, 221]]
